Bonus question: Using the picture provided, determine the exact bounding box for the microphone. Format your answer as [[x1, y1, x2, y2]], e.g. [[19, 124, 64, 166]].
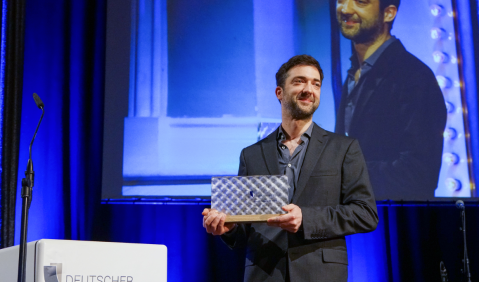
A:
[[26, 93, 45, 189], [33, 92, 44, 109], [456, 200, 465, 210]]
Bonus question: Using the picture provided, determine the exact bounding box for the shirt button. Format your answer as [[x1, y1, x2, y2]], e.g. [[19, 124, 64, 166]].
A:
[[282, 146, 286, 149], [288, 164, 291, 167]]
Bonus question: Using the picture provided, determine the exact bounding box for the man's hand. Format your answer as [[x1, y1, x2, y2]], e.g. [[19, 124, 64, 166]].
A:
[[202, 208, 236, 236], [267, 204, 302, 233]]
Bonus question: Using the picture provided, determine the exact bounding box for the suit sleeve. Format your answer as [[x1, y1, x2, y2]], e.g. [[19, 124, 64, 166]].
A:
[[220, 149, 250, 249], [302, 139, 379, 240]]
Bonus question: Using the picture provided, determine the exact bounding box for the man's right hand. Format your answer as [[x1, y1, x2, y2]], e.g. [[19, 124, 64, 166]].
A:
[[202, 208, 236, 236]]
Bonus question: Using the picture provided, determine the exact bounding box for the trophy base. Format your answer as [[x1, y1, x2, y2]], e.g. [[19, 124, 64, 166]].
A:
[[225, 214, 282, 223]]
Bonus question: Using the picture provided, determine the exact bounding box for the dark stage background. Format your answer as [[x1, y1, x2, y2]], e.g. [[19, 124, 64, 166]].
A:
[[1, 0, 479, 281]]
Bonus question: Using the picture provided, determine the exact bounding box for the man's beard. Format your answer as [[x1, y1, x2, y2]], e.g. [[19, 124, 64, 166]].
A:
[[283, 94, 318, 120], [337, 13, 384, 44]]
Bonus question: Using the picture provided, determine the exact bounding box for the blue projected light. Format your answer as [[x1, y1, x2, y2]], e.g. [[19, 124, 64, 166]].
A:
[[116, 0, 475, 201], [121, 0, 337, 198]]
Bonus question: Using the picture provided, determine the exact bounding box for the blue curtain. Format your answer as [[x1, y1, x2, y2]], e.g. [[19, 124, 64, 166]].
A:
[[8, 0, 479, 281], [14, 0, 104, 242]]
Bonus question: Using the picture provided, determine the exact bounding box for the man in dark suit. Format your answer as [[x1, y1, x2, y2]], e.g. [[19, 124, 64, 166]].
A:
[[203, 55, 378, 281], [335, 0, 447, 200]]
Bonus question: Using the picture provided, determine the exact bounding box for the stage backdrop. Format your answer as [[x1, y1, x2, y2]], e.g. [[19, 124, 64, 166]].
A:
[[0, 0, 478, 282]]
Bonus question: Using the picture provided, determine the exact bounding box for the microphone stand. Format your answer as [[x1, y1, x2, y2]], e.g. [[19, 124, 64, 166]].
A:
[[456, 200, 471, 282], [461, 209, 471, 282], [17, 93, 44, 282]]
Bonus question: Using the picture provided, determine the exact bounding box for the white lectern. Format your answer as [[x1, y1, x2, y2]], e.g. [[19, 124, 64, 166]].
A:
[[0, 239, 167, 282]]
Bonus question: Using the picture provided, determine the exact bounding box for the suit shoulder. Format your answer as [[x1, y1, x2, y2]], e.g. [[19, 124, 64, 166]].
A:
[[242, 140, 262, 152], [401, 51, 433, 73], [316, 127, 364, 158], [314, 124, 357, 146], [323, 129, 357, 145], [389, 43, 435, 76]]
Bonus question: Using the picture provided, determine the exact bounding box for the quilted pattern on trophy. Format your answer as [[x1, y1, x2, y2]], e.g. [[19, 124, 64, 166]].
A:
[[211, 175, 289, 215]]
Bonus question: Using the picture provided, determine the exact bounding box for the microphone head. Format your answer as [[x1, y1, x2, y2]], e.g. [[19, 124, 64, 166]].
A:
[[455, 200, 465, 210], [33, 93, 44, 109]]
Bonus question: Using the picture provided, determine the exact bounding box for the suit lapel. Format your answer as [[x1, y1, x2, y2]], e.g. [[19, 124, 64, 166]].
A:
[[350, 76, 380, 126], [261, 128, 280, 175], [292, 124, 328, 202], [350, 40, 404, 131]]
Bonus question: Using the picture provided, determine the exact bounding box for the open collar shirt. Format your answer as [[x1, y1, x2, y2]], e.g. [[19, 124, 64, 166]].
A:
[[277, 122, 314, 202]]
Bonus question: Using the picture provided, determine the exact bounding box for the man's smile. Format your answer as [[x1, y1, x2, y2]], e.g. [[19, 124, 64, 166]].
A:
[[340, 14, 360, 26], [297, 98, 313, 104]]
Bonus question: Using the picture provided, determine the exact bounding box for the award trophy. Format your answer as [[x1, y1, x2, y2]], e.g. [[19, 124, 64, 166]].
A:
[[211, 175, 289, 223]]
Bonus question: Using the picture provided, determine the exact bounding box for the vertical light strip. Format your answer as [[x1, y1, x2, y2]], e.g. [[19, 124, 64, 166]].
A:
[[452, 0, 478, 197], [427, 1, 472, 197]]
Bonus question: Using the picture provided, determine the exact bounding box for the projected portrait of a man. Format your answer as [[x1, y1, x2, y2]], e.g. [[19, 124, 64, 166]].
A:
[[335, 0, 447, 200]]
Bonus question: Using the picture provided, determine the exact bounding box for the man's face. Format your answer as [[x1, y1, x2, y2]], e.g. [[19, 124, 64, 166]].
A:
[[336, 0, 384, 44], [276, 65, 321, 120]]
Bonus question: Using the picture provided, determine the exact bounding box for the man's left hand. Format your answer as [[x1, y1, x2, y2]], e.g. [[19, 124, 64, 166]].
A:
[[267, 204, 302, 233]]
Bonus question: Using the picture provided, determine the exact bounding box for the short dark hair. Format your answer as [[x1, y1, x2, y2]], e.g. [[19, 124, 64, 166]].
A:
[[379, 0, 400, 10], [275, 55, 324, 89]]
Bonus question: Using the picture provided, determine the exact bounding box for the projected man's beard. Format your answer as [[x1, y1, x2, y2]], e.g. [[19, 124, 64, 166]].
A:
[[283, 93, 318, 120], [337, 12, 384, 44]]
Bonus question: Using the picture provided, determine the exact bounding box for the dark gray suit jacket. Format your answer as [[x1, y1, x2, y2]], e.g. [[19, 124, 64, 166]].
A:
[[335, 40, 447, 201], [222, 123, 378, 282]]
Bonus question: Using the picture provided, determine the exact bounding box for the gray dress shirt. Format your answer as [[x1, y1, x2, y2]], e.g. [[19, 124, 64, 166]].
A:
[[277, 123, 313, 202]]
